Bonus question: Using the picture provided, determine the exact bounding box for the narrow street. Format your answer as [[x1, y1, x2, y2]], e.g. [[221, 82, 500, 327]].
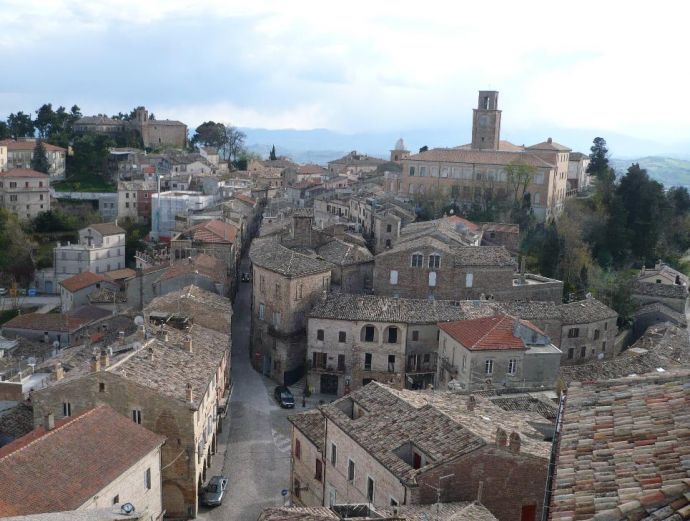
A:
[[199, 253, 296, 521]]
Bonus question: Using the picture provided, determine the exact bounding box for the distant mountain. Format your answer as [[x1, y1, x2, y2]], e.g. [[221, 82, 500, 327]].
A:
[[242, 127, 690, 187], [610, 157, 690, 188]]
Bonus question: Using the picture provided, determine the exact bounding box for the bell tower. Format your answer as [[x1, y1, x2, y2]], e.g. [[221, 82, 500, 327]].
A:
[[471, 90, 501, 150]]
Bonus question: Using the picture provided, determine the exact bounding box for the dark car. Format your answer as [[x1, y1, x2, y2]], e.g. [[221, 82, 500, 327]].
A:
[[274, 386, 295, 408], [201, 475, 228, 507]]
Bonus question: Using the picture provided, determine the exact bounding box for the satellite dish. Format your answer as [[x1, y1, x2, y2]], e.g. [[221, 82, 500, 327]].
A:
[[120, 503, 135, 515], [134, 316, 144, 326]]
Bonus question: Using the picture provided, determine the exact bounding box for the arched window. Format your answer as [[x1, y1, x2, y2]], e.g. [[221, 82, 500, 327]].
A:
[[383, 326, 399, 344], [428, 253, 441, 269], [410, 253, 424, 268], [360, 325, 378, 343]]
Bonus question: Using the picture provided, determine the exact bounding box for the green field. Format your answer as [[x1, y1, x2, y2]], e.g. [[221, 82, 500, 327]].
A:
[[611, 156, 690, 188]]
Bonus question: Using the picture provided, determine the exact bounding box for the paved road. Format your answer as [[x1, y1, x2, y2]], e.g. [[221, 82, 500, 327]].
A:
[[199, 254, 297, 521], [0, 295, 60, 311]]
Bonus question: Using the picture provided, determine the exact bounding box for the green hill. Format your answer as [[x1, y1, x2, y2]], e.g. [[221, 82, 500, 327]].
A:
[[610, 156, 690, 188]]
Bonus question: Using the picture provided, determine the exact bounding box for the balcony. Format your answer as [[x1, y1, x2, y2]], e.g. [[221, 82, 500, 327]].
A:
[[308, 359, 347, 374]]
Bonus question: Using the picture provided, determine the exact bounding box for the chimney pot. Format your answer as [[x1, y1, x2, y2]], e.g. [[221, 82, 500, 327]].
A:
[[495, 427, 507, 447], [148, 347, 154, 360], [138, 325, 146, 340], [509, 431, 521, 453], [90, 355, 101, 372], [43, 412, 55, 431], [54, 363, 64, 381], [184, 336, 192, 353], [186, 382, 193, 403], [467, 395, 476, 412], [99, 349, 109, 369]]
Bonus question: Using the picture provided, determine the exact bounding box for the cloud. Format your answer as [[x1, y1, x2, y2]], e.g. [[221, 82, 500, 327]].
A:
[[1, 0, 689, 152]]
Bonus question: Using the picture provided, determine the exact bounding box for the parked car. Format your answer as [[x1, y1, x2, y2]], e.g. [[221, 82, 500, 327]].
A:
[[274, 386, 295, 408], [201, 475, 228, 507], [240, 272, 252, 282]]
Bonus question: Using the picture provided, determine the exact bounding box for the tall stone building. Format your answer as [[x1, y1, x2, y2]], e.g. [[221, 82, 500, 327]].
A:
[[472, 90, 501, 150]]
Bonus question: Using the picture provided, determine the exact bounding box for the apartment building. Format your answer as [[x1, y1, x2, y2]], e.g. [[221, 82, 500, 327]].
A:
[[0, 168, 50, 219], [0, 138, 67, 179]]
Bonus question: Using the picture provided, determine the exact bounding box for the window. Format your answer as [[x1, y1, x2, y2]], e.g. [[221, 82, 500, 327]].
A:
[[580, 346, 587, 358], [259, 275, 265, 292], [409, 166, 415, 176], [295, 439, 301, 460], [125, 202, 130, 208], [568, 348, 574, 360], [411, 253, 424, 267], [330, 443, 337, 466], [258, 303, 265, 320], [568, 328, 579, 338], [388, 355, 396, 372], [273, 311, 281, 326], [465, 273, 474, 288], [9, 195, 17, 202], [62, 402, 72, 417], [390, 498, 399, 507], [387, 327, 398, 343], [604, 322, 608, 331], [338, 331, 346, 343], [364, 353, 372, 370], [428, 271, 437, 287], [99, 382, 105, 392], [296, 284, 303, 300], [389, 270, 398, 285], [275, 283, 280, 298], [315, 459, 323, 481], [145, 468, 151, 490], [348, 459, 355, 481], [428, 254, 440, 268], [113, 495, 119, 505], [367, 477, 375, 502], [9, 182, 16, 188], [462, 354, 467, 371], [294, 478, 301, 498], [364, 326, 375, 342], [485, 359, 494, 375], [317, 329, 325, 341], [602, 341, 606, 352], [508, 359, 518, 375], [338, 354, 345, 371], [132, 409, 142, 424], [412, 330, 419, 341]]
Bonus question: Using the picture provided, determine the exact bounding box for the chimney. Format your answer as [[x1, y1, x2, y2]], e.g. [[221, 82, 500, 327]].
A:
[[509, 432, 521, 453], [43, 412, 55, 431], [90, 355, 101, 372], [547, 137, 552, 144], [54, 362, 64, 381], [495, 427, 507, 447], [99, 349, 109, 369], [186, 382, 193, 403], [184, 336, 192, 353], [118, 331, 125, 345], [138, 325, 146, 340], [467, 395, 476, 412], [147, 347, 154, 360]]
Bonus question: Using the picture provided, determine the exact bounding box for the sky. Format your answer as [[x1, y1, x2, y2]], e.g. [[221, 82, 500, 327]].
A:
[[2, 0, 690, 156]]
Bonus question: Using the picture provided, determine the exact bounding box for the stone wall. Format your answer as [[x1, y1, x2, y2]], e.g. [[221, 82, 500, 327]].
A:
[[291, 426, 325, 507], [559, 317, 617, 364]]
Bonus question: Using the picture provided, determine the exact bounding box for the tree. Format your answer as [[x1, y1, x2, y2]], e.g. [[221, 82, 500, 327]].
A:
[[0, 121, 9, 140], [419, 145, 428, 153], [224, 125, 246, 161], [269, 145, 277, 161], [413, 186, 450, 221], [667, 186, 690, 216], [69, 134, 114, 178], [587, 137, 609, 179], [191, 121, 227, 149], [7, 111, 34, 139], [506, 159, 536, 205], [0, 209, 36, 286], [34, 103, 55, 138], [31, 140, 50, 173]]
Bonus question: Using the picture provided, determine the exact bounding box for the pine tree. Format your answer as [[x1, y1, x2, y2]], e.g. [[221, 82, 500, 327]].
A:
[[269, 144, 277, 161], [587, 137, 609, 178], [31, 139, 50, 174]]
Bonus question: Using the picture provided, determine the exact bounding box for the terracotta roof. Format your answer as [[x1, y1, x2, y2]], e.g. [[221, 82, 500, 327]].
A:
[[548, 372, 690, 521], [526, 138, 571, 152], [557, 298, 618, 325], [0, 168, 49, 179], [444, 215, 480, 231], [145, 285, 232, 335], [87, 222, 125, 236], [0, 405, 164, 517], [457, 140, 525, 152], [407, 148, 555, 168], [0, 403, 34, 443], [315, 239, 373, 266], [633, 281, 688, 299], [59, 271, 110, 293], [297, 164, 326, 175], [309, 294, 496, 324], [182, 220, 238, 243], [233, 193, 257, 206], [104, 268, 137, 281], [288, 409, 325, 453], [439, 315, 542, 350], [453, 246, 516, 267], [568, 152, 588, 161], [494, 301, 561, 321], [0, 139, 66, 152], [250, 239, 332, 278], [2, 313, 86, 333], [161, 254, 227, 285]]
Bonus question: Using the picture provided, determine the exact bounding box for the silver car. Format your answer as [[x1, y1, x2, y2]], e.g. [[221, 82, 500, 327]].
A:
[[201, 475, 228, 507]]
